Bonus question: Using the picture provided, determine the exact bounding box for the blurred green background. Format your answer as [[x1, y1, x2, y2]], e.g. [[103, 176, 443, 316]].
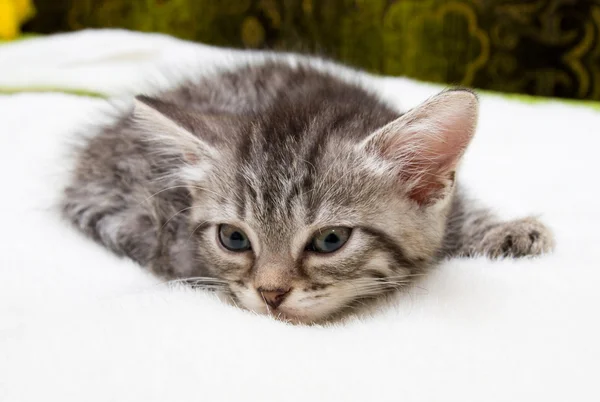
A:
[[20, 0, 600, 101]]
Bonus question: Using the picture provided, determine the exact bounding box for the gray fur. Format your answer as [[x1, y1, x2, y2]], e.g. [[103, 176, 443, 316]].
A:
[[62, 61, 554, 323]]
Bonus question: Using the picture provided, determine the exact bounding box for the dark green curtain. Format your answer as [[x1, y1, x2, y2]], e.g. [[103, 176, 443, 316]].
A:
[[24, 0, 600, 100]]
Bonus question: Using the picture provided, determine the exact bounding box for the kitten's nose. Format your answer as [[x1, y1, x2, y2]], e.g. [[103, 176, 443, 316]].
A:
[[258, 287, 291, 309]]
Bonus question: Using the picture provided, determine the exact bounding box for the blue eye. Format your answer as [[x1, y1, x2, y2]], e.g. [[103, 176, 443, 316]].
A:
[[308, 227, 351, 253], [219, 224, 251, 252]]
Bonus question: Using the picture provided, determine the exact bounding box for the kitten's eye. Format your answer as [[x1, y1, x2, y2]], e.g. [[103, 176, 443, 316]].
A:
[[218, 224, 251, 252], [308, 227, 351, 253]]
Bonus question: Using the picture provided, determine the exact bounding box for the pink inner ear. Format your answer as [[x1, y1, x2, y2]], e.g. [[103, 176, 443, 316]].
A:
[[370, 91, 478, 205], [403, 169, 456, 205], [406, 121, 472, 204]]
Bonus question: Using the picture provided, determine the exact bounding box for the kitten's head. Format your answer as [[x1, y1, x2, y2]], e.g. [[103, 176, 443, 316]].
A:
[[133, 89, 478, 323]]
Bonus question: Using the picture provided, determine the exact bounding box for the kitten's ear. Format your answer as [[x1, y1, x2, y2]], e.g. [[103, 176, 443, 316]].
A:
[[361, 89, 478, 205], [132, 96, 219, 167]]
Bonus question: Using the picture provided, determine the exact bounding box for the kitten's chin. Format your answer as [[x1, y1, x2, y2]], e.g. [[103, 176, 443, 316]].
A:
[[271, 307, 334, 325]]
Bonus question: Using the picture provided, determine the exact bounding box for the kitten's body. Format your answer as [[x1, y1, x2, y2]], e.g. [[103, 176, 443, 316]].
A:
[[63, 61, 553, 323]]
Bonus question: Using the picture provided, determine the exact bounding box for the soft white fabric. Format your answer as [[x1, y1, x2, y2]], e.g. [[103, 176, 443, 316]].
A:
[[1, 30, 599, 402]]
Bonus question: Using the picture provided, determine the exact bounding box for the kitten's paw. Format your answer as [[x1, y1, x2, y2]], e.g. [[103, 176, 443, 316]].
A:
[[478, 217, 554, 259]]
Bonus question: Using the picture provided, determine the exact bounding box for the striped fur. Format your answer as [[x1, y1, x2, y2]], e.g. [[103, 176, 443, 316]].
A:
[[62, 61, 553, 323]]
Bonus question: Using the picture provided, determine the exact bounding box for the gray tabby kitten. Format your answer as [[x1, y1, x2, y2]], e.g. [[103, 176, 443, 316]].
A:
[[62, 61, 553, 323]]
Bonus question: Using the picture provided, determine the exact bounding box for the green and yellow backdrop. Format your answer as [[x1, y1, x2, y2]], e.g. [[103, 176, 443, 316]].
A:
[[5, 0, 600, 101]]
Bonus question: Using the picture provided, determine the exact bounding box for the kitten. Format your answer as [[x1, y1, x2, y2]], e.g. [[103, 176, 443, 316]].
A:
[[62, 61, 554, 323]]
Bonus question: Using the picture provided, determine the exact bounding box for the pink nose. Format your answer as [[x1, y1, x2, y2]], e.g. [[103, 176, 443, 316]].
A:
[[258, 288, 291, 309]]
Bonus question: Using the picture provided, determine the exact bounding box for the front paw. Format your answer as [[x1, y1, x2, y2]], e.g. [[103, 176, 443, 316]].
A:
[[478, 217, 554, 259]]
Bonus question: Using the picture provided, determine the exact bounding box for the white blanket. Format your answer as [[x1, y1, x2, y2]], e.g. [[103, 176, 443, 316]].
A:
[[1, 30, 598, 402]]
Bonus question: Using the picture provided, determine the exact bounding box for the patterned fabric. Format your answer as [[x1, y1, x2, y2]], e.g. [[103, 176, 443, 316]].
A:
[[24, 0, 600, 100]]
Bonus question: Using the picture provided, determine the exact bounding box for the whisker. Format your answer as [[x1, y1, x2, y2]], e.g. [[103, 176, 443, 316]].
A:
[[164, 276, 228, 283], [160, 205, 205, 231], [260, 291, 271, 315], [157, 276, 229, 293], [188, 284, 227, 290], [135, 185, 191, 208], [187, 219, 209, 242]]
